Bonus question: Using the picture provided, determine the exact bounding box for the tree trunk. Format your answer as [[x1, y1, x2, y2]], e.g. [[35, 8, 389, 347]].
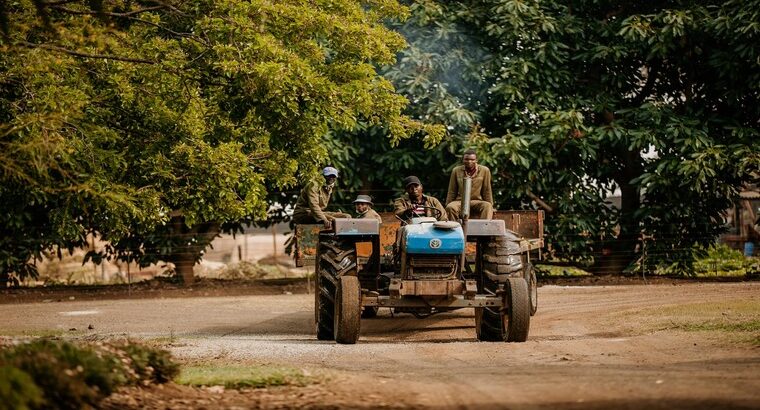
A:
[[166, 214, 220, 285], [173, 255, 196, 285], [590, 149, 642, 275], [0, 270, 8, 289]]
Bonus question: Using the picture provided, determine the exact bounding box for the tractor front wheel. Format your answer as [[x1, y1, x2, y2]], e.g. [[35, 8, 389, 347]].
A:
[[475, 277, 530, 342], [505, 277, 530, 342], [335, 275, 361, 344]]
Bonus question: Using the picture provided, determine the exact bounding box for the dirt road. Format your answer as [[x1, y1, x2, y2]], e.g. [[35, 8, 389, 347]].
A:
[[2, 282, 759, 409]]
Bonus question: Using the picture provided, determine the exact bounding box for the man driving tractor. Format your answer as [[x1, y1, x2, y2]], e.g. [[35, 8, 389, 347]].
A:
[[394, 175, 448, 222]]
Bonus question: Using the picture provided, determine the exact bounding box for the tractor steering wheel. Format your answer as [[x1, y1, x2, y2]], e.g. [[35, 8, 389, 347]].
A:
[[401, 206, 442, 224]]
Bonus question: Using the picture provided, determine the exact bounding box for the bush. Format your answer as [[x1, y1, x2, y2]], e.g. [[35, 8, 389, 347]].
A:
[[0, 339, 179, 410], [115, 342, 180, 384], [0, 365, 44, 410], [694, 244, 758, 276]]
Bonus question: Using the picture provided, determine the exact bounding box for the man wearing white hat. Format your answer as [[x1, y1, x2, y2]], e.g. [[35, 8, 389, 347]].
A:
[[293, 167, 350, 229], [354, 195, 382, 223]]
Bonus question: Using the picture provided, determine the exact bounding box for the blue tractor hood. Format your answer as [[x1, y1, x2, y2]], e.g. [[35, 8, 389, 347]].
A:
[[404, 222, 465, 255]]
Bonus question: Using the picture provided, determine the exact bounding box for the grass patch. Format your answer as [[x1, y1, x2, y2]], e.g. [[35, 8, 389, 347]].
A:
[[535, 263, 592, 277], [613, 299, 760, 346], [177, 364, 316, 389]]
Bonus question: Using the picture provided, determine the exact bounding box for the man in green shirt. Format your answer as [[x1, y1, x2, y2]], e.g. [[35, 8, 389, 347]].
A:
[[354, 195, 382, 223], [292, 167, 351, 229], [394, 176, 448, 222], [445, 149, 494, 221]]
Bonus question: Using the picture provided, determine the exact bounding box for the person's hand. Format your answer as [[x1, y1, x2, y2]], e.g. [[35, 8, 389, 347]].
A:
[[323, 219, 332, 230]]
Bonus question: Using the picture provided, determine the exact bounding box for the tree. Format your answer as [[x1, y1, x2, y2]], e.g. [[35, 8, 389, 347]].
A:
[[0, 0, 444, 285], [334, 0, 759, 274], [474, 0, 760, 273], [326, 1, 491, 209]]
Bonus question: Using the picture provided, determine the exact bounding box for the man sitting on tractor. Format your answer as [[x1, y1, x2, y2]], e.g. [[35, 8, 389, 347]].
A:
[[292, 166, 351, 230], [353, 194, 382, 223], [445, 149, 494, 221], [394, 176, 448, 222]]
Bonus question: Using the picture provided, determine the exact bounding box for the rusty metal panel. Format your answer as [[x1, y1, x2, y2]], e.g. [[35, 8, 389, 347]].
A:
[[465, 219, 507, 236], [355, 242, 373, 258], [398, 279, 464, 296], [334, 218, 379, 235], [493, 210, 544, 240], [293, 224, 322, 267]]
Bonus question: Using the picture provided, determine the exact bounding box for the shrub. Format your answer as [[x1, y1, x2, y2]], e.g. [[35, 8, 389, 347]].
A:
[[0, 339, 179, 410], [0, 365, 44, 410]]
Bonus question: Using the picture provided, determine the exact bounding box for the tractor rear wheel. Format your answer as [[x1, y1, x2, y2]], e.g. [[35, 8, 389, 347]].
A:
[[334, 275, 361, 344], [316, 238, 357, 340], [524, 262, 538, 316]]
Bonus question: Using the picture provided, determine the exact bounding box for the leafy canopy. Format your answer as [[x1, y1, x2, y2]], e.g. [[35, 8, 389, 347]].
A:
[[0, 0, 444, 280]]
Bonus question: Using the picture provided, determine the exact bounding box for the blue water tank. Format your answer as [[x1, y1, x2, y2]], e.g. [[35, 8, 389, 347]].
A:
[[404, 223, 465, 255]]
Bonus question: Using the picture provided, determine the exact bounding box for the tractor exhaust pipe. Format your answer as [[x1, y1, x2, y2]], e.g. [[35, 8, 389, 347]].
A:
[[460, 177, 472, 272]]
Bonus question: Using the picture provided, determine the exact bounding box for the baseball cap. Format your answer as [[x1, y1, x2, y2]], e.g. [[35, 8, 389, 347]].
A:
[[322, 167, 339, 177], [403, 176, 421, 187]]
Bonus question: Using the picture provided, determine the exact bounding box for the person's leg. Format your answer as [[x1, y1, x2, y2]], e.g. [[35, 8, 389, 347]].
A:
[[470, 200, 493, 219], [446, 201, 462, 221], [324, 211, 352, 220]]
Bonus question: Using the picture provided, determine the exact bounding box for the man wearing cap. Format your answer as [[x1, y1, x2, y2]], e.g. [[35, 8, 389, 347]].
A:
[[394, 176, 448, 222], [293, 167, 351, 229], [445, 149, 494, 221], [354, 195, 382, 223]]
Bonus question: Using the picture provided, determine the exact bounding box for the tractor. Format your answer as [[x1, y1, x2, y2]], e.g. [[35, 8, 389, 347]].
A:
[[297, 180, 542, 344]]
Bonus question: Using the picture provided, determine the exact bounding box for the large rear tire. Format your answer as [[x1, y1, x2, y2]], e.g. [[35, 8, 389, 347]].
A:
[[316, 238, 357, 341], [335, 275, 361, 344]]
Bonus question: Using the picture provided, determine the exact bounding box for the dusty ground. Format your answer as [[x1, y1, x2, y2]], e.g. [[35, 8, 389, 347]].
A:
[[1, 281, 759, 409]]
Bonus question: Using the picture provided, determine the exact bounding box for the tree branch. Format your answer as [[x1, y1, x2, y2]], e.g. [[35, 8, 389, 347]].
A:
[[17, 41, 156, 64], [526, 189, 555, 213]]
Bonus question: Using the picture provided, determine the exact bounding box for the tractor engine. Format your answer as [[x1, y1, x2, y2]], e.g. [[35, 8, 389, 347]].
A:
[[401, 219, 464, 280]]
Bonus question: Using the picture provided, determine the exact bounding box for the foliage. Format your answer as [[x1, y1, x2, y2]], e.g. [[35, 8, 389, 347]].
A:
[[349, 0, 760, 274], [0, 339, 179, 409], [0, 365, 44, 410], [0, 0, 444, 283], [692, 245, 758, 277], [324, 1, 491, 210]]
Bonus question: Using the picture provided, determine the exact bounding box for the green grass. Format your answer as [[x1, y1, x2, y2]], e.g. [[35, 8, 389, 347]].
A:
[[0, 329, 68, 338], [535, 263, 592, 277], [176, 364, 317, 388], [613, 299, 760, 346]]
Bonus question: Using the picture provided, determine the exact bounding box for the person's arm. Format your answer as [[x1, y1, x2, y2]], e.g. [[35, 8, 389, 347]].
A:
[[431, 197, 449, 221], [306, 182, 328, 223], [482, 166, 494, 204], [394, 197, 409, 218], [445, 169, 458, 205]]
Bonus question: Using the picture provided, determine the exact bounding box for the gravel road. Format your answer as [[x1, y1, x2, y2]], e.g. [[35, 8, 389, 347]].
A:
[[2, 282, 759, 409]]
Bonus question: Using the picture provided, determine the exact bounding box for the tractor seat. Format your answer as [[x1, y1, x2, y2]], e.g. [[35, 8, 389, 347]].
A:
[[433, 221, 460, 230]]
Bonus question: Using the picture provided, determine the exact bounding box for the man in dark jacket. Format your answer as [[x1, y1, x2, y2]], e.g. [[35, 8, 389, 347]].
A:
[[393, 176, 448, 222], [292, 167, 350, 229]]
